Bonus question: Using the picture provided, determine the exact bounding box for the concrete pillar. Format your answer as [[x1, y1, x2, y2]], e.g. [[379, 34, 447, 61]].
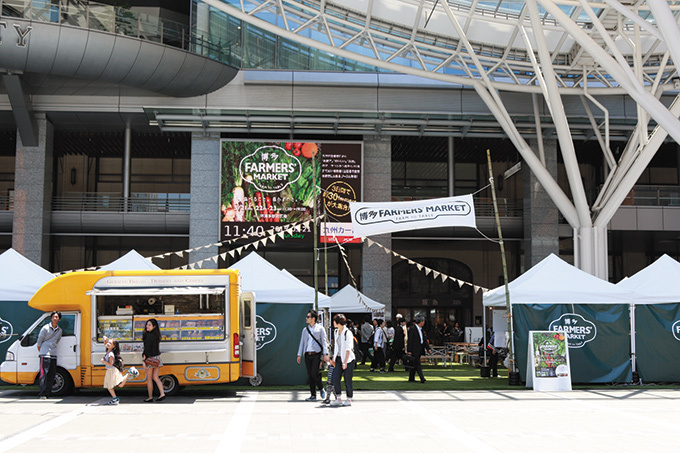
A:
[[362, 136, 392, 318], [189, 133, 221, 269], [12, 114, 53, 268], [523, 139, 559, 267]]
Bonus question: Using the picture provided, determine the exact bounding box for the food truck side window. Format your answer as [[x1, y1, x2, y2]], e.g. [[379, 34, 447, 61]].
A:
[[243, 298, 252, 328], [21, 315, 76, 347], [96, 293, 227, 342]]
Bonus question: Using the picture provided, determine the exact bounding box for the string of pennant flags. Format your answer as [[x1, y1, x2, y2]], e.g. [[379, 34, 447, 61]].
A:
[[57, 209, 488, 292], [169, 218, 318, 269], [364, 238, 489, 293], [166, 225, 488, 293], [56, 218, 318, 274]]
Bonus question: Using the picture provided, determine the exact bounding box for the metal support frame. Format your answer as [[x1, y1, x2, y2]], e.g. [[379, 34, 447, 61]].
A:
[[2, 74, 38, 147], [197, 0, 680, 277], [123, 125, 132, 212]]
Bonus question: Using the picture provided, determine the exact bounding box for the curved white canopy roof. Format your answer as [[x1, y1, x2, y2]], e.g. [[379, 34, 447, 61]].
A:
[[483, 253, 633, 306], [99, 250, 161, 271], [0, 249, 55, 301], [319, 284, 385, 313], [617, 254, 680, 304], [229, 252, 330, 304]]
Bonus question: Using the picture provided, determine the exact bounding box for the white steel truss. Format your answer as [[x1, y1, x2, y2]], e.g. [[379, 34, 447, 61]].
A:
[[202, 0, 680, 278]]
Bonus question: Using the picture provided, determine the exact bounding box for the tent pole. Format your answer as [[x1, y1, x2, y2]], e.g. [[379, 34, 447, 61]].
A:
[[313, 149, 319, 311], [486, 149, 516, 373], [630, 304, 637, 380], [324, 208, 329, 300]]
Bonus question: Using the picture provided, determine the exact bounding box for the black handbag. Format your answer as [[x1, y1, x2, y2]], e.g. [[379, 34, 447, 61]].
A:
[[402, 354, 417, 370]]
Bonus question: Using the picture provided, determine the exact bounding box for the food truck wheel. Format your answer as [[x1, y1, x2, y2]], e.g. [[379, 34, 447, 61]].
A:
[[160, 374, 180, 396], [249, 373, 263, 387], [51, 368, 74, 396]]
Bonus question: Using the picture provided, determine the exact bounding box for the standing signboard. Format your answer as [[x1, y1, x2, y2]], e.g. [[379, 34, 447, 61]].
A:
[[526, 330, 572, 391], [513, 304, 632, 383]]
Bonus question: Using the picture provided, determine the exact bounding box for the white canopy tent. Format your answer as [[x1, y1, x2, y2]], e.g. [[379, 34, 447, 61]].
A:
[[0, 249, 55, 370], [99, 250, 161, 271], [0, 248, 55, 301], [617, 254, 680, 304], [319, 284, 385, 313], [615, 254, 680, 380], [228, 252, 330, 385], [483, 254, 634, 379], [484, 254, 632, 307], [228, 252, 330, 303]]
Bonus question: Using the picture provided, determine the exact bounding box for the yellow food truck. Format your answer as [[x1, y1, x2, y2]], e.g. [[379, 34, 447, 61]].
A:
[[0, 269, 256, 396]]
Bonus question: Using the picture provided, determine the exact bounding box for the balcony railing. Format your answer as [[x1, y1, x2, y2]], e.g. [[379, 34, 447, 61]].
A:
[[0, 194, 12, 211], [0, 0, 231, 64], [1, 185, 675, 214], [620, 185, 680, 207], [51, 192, 190, 212]]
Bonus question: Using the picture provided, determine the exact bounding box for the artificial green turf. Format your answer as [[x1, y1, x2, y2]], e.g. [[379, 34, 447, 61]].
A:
[[2, 363, 676, 395]]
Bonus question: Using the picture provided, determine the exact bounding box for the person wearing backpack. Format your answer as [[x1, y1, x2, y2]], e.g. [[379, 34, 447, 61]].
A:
[[370, 319, 387, 373], [297, 309, 329, 401], [101, 336, 138, 405], [329, 314, 356, 407]]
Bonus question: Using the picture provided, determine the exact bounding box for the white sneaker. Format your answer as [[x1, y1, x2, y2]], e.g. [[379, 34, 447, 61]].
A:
[[127, 366, 139, 378], [342, 399, 352, 406], [329, 399, 343, 407]]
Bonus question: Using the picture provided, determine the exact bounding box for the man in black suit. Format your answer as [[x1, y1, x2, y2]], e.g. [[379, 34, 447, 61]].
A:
[[388, 317, 407, 372], [406, 316, 431, 383]]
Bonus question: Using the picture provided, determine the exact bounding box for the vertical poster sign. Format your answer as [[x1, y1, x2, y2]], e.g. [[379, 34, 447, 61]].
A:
[[526, 330, 572, 391], [320, 143, 362, 243], [221, 141, 362, 242]]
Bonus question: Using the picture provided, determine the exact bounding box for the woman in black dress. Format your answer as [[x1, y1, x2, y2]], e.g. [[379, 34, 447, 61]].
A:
[[142, 318, 166, 402]]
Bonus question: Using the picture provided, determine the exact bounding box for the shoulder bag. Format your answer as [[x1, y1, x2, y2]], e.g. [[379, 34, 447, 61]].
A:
[[144, 356, 161, 367]]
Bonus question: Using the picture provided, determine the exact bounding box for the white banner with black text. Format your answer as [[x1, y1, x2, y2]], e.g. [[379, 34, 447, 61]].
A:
[[349, 194, 476, 238]]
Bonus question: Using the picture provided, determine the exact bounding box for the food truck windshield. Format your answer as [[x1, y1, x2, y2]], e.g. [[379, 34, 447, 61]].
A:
[[95, 292, 227, 342]]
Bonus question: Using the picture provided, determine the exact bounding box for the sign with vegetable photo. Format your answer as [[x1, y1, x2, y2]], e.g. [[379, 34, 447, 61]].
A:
[[531, 331, 569, 378], [221, 141, 361, 242]]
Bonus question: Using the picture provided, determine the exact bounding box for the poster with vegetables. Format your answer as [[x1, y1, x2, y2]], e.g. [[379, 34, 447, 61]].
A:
[[526, 330, 572, 391], [221, 141, 362, 242]]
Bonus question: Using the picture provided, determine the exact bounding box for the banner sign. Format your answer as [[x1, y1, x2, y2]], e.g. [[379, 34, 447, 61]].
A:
[[349, 194, 476, 238], [513, 304, 632, 384], [634, 303, 680, 382], [526, 330, 571, 391], [221, 141, 362, 242], [254, 303, 310, 385], [0, 301, 42, 384]]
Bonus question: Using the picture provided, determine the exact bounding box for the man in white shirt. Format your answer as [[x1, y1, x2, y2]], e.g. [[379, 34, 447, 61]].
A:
[[359, 318, 374, 365], [370, 319, 387, 373], [297, 309, 329, 401]]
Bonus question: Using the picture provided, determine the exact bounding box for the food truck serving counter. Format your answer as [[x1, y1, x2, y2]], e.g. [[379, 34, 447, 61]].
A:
[[0, 270, 256, 396]]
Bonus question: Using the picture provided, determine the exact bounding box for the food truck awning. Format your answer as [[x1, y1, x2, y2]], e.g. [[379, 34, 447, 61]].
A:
[[86, 287, 226, 296]]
